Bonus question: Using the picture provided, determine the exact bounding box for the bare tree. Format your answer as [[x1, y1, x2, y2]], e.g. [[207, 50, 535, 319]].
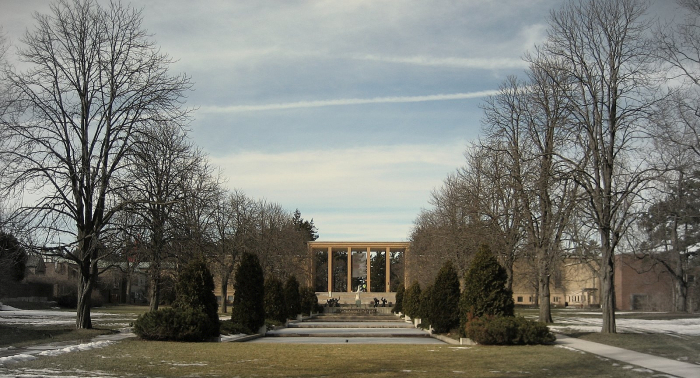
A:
[[459, 144, 524, 291], [210, 189, 257, 313], [639, 116, 700, 312], [0, 0, 191, 328], [408, 170, 494, 286], [480, 66, 580, 324], [253, 200, 309, 280], [121, 122, 202, 311], [541, 0, 655, 333]]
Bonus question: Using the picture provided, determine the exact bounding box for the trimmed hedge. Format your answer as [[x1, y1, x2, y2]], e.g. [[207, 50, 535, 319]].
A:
[[392, 283, 405, 314], [134, 307, 215, 342], [172, 257, 220, 338], [299, 286, 321, 316], [134, 257, 220, 341], [429, 261, 461, 333], [283, 275, 301, 320], [231, 252, 265, 333], [465, 315, 556, 345], [460, 244, 514, 327], [402, 281, 422, 319], [220, 319, 252, 335], [264, 277, 286, 323]]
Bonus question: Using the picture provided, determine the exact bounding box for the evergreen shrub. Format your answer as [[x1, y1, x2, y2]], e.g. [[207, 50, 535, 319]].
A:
[[231, 252, 265, 333], [419, 284, 433, 325], [134, 307, 213, 342], [460, 244, 514, 328], [402, 281, 422, 319], [134, 257, 220, 341], [284, 275, 301, 319], [264, 277, 286, 323], [299, 286, 321, 315], [172, 256, 220, 337], [392, 283, 405, 314], [219, 319, 252, 335], [464, 315, 555, 345], [429, 261, 461, 333]]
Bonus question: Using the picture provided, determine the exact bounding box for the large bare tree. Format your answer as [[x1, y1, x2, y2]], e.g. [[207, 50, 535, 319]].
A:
[[481, 66, 579, 323], [0, 0, 190, 328], [542, 0, 655, 332]]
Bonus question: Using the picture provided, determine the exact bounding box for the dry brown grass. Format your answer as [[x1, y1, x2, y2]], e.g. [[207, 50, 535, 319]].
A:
[[1, 339, 664, 377]]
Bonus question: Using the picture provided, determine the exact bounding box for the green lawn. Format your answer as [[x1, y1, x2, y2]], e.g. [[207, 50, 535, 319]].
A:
[[0, 340, 659, 377]]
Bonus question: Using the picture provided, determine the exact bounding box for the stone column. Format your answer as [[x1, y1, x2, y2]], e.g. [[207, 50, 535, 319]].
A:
[[347, 247, 352, 292], [327, 246, 332, 293], [366, 247, 371, 292], [386, 247, 391, 292]]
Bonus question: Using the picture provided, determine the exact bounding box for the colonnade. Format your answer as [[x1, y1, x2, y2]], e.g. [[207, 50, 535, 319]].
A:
[[308, 242, 408, 293]]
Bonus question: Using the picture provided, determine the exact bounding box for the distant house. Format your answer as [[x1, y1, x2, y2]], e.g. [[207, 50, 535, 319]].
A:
[[512, 253, 698, 312], [14, 254, 149, 305]]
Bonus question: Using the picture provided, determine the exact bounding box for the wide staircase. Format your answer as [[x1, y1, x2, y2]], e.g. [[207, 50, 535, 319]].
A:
[[260, 309, 441, 343]]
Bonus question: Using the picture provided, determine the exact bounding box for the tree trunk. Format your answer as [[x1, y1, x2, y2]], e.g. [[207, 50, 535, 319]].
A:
[[538, 265, 553, 324], [504, 259, 514, 293], [600, 246, 616, 333], [674, 277, 688, 313], [76, 259, 95, 329], [221, 270, 230, 313], [149, 269, 160, 312], [125, 269, 132, 304]]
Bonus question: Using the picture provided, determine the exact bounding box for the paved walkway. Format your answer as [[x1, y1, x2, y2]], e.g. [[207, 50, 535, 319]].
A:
[[556, 334, 700, 378]]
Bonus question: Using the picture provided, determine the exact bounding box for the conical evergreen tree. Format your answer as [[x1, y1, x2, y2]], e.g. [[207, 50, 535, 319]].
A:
[[419, 284, 433, 325], [402, 281, 422, 319], [430, 261, 461, 333], [231, 252, 265, 332], [284, 275, 301, 320], [392, 283, 405, 314], [264, 277, 286, 323], [299, 286, 319, 316], [460, 244, 514, 326], [172, 256, 220, 337]]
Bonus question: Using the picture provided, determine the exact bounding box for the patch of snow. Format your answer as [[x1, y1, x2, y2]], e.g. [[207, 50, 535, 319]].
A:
[[0, 308, 135, 327], [555, 345, 585, 354], [0, 305, 20, 311], [4, 368, 117, 377], [0, 353, 37, 365], [550, 316, 700, 336], [37, 340, 114, 357]]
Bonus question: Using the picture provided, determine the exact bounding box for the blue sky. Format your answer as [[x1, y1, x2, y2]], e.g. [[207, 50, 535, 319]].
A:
[[4, 0, 665, 241]]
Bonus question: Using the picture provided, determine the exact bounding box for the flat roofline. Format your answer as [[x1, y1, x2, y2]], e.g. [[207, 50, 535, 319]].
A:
[[308, 241, 409, 248]]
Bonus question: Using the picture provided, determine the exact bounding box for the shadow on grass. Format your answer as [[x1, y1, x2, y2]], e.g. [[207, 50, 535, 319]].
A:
[[0, 324, 114, 348]]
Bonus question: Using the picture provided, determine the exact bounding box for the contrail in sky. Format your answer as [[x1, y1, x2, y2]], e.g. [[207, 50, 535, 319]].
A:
[[199, 90, 500, 113]]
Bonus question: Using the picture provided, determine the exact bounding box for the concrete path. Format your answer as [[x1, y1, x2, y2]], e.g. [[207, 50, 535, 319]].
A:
[[556, 334, 700, 378]]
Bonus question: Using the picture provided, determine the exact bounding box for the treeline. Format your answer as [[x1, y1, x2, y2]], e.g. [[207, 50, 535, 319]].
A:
[[0, 0, 316, 329], [410, 0, 700, 332]]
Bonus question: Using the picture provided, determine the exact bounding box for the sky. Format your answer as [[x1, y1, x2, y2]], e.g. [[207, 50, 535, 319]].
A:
[[0, 0, 678, 242]]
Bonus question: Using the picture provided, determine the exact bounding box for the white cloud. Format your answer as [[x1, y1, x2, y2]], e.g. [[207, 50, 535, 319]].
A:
[[351, 54, 528, 70], [209, 142, 466, 240], [198, 91, 499, 113]]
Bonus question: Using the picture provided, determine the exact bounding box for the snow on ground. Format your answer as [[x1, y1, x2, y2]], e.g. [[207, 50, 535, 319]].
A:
[[548, 312, 700, 336], [0, 306, 136, 328]]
